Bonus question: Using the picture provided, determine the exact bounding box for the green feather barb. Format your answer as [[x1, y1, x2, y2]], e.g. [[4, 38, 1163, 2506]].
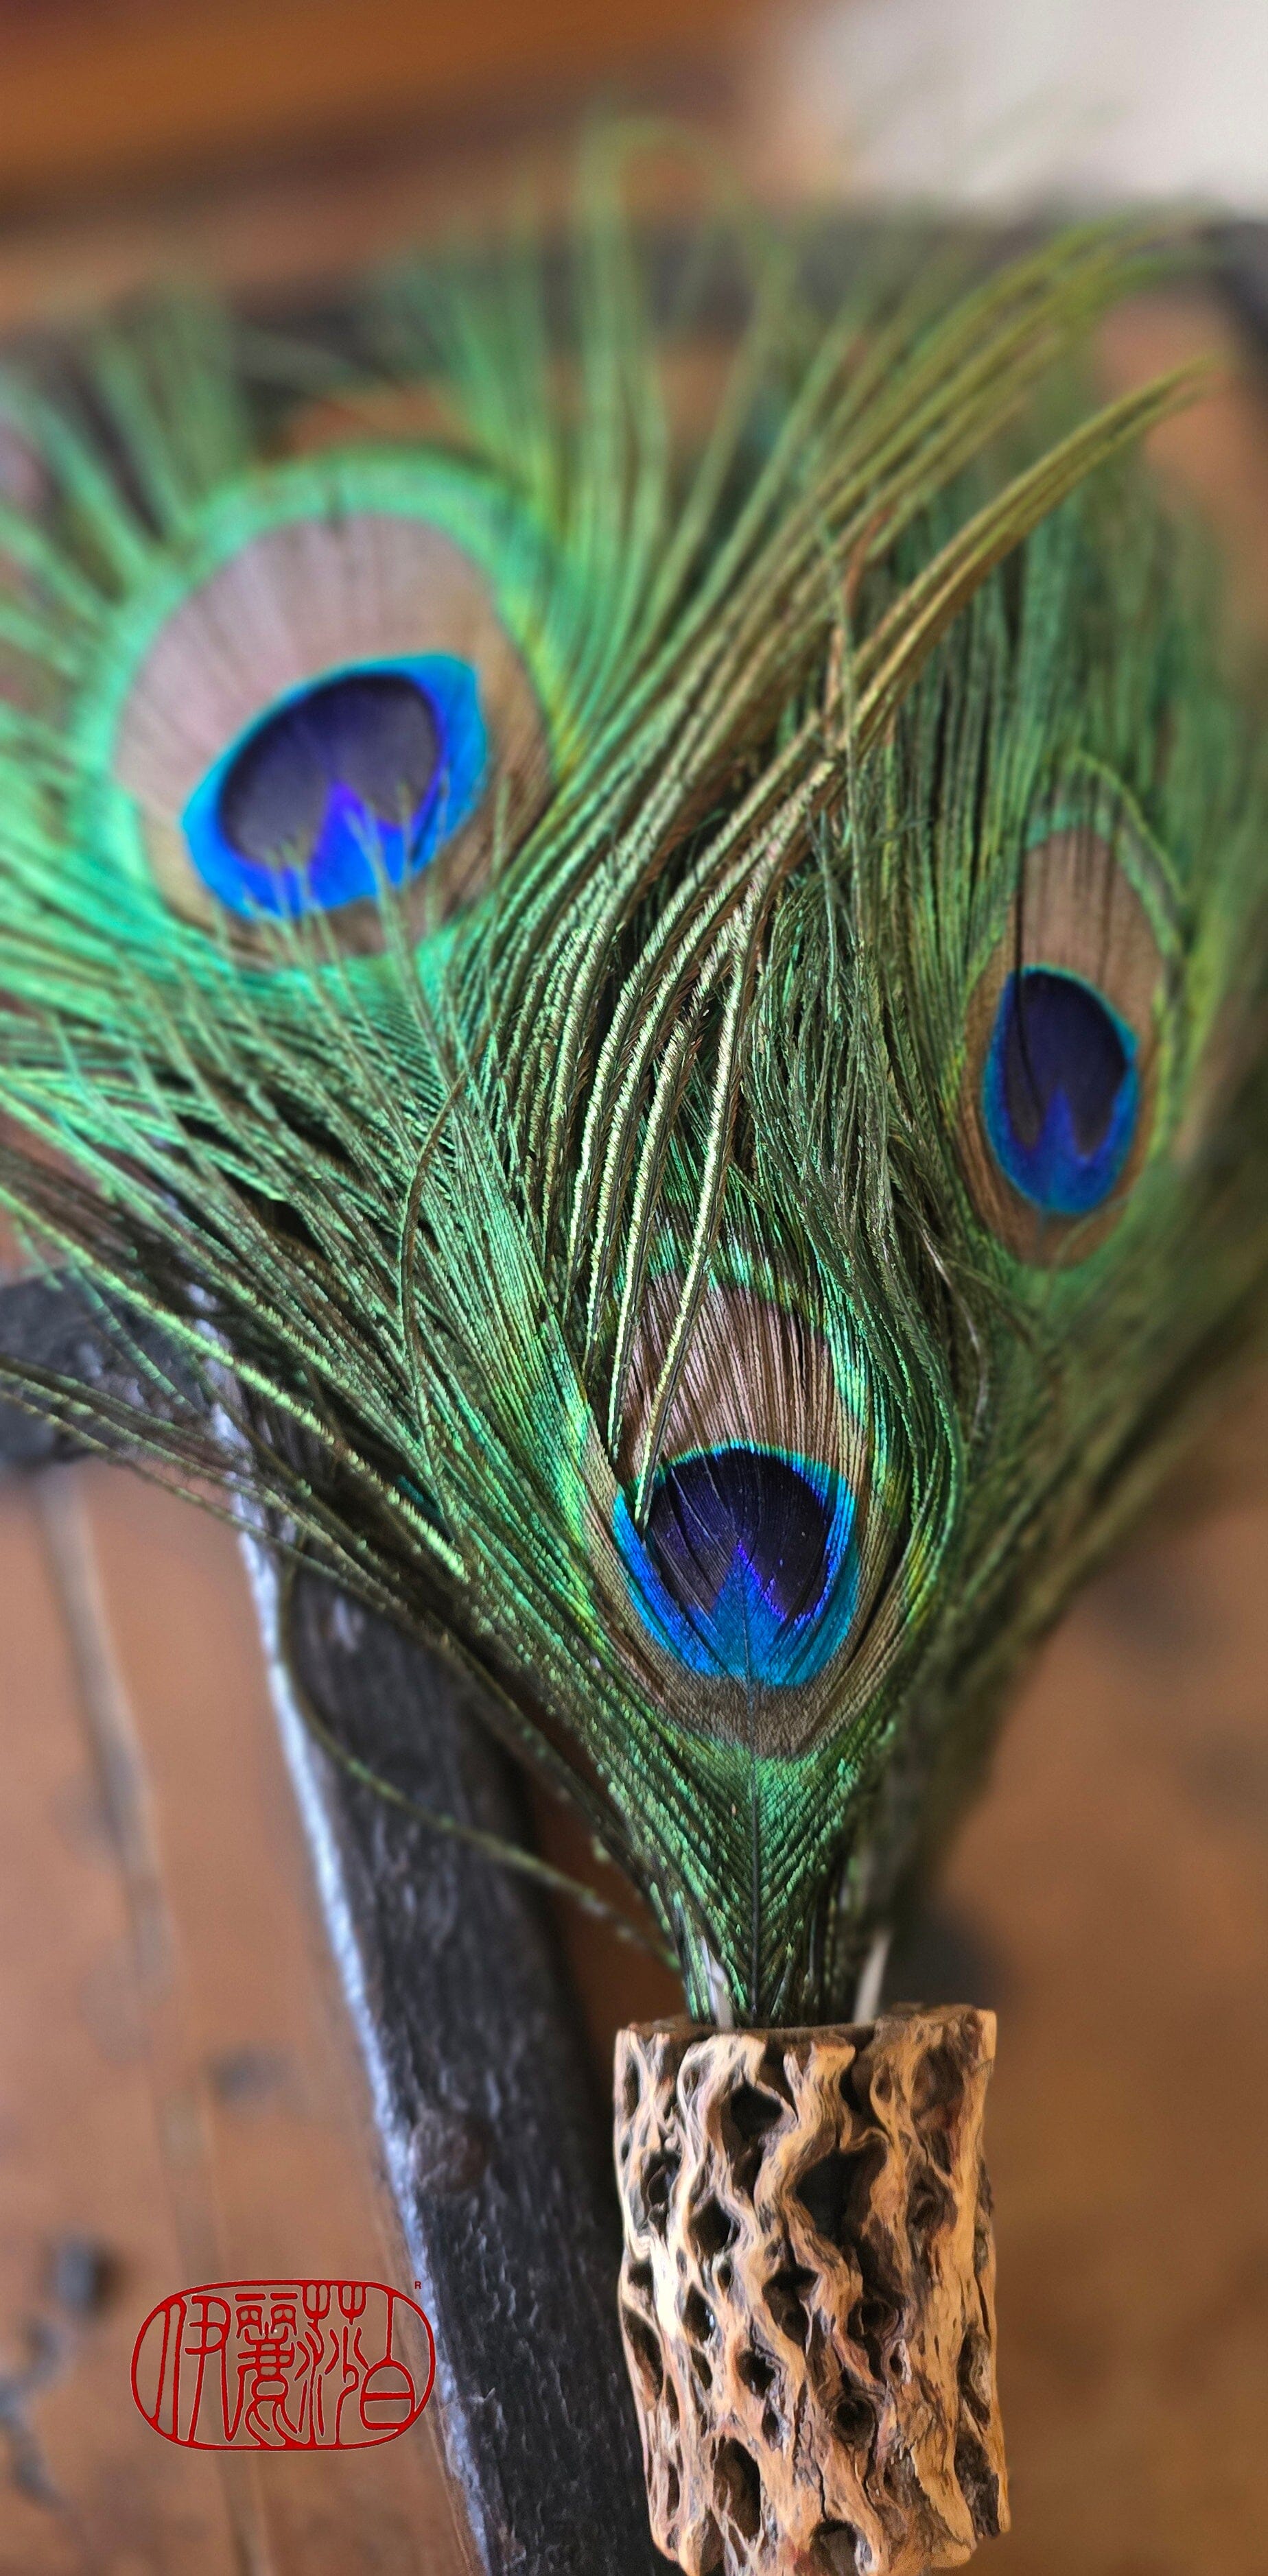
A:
[[1, 163, 1265, 2022]]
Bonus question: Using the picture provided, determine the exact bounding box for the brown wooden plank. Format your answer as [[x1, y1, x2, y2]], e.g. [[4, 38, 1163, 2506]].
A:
[[0, 1463, 478, 2571], [0, 0, 744, 209], [943, 1500, 1268, 2576], [0, 1476, 236, 2575], [8, 1443, 1267, 2570]]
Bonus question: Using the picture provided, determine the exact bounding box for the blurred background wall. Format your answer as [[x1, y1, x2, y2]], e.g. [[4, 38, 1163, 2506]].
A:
[[0, 0, 746, 324], [1, 0, 1265, 316], [758, 0, 1268, 212], [1, 0, 1265, 268]]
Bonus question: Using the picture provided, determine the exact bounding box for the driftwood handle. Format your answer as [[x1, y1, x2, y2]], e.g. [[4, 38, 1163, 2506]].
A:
[[614, 2007, 1007, 2576]]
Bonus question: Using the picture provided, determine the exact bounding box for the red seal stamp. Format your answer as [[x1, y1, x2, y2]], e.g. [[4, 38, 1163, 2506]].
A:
[[131, 2278, 435, 2449]]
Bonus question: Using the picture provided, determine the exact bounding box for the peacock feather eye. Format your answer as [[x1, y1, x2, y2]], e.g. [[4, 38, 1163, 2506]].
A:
[[14, 218, 1264, 2095], [602, 1275, 909, 1749], [613, 1445, 860, 1688], [85, 453, 559, 953], [981, 967, 1140, 1217], [180, 655, 486, 918], [958, 790, 1177, 1264]]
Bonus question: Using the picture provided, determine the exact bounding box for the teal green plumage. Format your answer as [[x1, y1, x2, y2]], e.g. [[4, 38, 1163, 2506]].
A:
[[1, 168, 1266, 2024]]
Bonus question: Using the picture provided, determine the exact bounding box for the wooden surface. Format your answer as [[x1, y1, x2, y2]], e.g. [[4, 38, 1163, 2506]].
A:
[[268, 1557, 665, 2575], [3, 1456, 1266, 2571], [0, 1266, 665, 2575], [0, 0, 748, 211], [0, 1462, 476, 2575], [956, 1500, 1268, 2576], [0, 3, 747, 340]]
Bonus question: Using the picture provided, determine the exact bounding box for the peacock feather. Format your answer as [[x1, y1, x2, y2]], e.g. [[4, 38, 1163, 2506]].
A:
[[1, 156, 1266, 2028]]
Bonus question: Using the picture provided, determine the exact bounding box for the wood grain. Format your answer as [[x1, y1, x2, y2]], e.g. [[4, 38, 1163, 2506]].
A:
[[0, 1464, 474, 2575], [955, 1502, 1268, 2576], [5, 1447, 1266, 2570], [0, 0, 746, 209]]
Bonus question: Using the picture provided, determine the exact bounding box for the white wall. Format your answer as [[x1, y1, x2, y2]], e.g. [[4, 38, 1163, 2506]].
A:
[[753, 0, 1268, 211]]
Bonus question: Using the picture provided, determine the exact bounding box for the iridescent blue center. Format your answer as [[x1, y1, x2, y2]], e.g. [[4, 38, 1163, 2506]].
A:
[[180, 654, 486, 917], [615, 1445, 859, 1687], [983, 967, 1139, 1216]]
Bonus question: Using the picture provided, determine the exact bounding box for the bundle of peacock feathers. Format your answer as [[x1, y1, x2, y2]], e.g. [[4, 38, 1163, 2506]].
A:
[[1, 156, 1266, 2061]]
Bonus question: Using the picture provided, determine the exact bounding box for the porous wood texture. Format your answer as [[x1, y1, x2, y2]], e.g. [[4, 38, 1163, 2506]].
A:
[[615, 2009, 1006, 2576]]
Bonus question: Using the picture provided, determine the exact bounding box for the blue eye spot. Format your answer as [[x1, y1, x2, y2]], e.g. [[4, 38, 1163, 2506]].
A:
[[983, 967, 1139, 1217], [614, 1445, 860, 1688], [180, 654, 486, 918]]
